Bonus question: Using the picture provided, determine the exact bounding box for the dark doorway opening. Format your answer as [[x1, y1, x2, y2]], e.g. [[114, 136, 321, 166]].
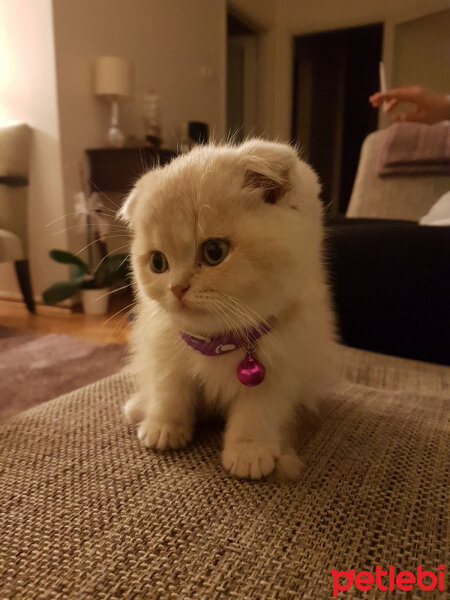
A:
[[227, 11, 259, 142], [292, 23, 383, 214]]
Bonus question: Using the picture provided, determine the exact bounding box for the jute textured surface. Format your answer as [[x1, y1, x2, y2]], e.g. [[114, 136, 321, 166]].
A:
[[0, 347, 448, 599]]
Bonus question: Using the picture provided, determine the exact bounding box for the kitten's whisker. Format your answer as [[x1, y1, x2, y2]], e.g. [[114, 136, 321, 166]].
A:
[[218, 300, 264, 353], [218, 291, 280, 341], [53, 224, 129, 236], [95, 245, 130, 270], [215, 293, 285, 360], [212, 297, 263, 354], [111, 309, 133, 337], [95, 283, 131, 302], [218, 291, 270, 327], [212, 298, 250, 346], [106, 306, 134, 341], [210, 294, 244, 329], [103, 302, 135, 326], [46, 207, 118, 227], [75, 235, 131, 256], [117, 253, 130, 271], [87, 180, 124, 211], [206, 297, 237, 331], [112, 304, 136, 337], [216, 293, 267, 336], [214, 298, 246, 330], [210, 303, 241, 341], [213, 302, 242, 335]]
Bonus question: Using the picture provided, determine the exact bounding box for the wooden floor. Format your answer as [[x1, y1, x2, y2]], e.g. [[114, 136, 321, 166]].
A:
[[0, 293, 133, 345]]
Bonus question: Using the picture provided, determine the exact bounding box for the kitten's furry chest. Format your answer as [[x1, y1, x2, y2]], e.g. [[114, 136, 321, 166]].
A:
[[185, 344, 249, 408]]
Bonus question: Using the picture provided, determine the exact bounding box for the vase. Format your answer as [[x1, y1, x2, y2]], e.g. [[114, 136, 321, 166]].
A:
[[81, 288, 109, 316]]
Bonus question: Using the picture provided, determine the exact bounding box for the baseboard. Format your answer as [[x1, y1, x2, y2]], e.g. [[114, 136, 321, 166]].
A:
[[0, 291, 72, 310], [0, 290, 39, 303]]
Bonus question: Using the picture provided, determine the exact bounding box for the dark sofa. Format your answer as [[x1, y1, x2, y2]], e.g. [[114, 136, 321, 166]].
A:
[[326, 217, 450, 365]]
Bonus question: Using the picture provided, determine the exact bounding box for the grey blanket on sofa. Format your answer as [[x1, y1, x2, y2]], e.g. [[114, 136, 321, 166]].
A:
[[0, 347, 448, 599]]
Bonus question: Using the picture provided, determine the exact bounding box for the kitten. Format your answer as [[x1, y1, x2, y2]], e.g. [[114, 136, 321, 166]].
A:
[[120, 140, 337, 480]]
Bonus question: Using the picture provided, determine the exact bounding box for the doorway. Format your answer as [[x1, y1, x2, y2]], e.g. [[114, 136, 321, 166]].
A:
[[292, 24, 383, 214], [226, 11, 259, 142]]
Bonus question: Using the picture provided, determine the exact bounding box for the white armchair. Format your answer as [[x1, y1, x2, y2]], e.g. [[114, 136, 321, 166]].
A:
[[346, 129, 450, 221], [0, 123, 34, 312]]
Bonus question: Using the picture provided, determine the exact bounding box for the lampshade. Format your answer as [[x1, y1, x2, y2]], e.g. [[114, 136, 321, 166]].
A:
[[94, 56, 131, 97]]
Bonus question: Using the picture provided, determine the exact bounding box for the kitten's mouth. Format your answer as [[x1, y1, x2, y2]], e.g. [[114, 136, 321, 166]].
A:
[[174, 298, 202, 313]]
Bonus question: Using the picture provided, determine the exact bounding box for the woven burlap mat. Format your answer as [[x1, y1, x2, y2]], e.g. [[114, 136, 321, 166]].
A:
[[0, 347, 448, 599]]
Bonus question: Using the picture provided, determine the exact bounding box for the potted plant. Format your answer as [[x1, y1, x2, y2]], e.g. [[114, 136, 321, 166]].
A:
[[43, 249, 129, 315]]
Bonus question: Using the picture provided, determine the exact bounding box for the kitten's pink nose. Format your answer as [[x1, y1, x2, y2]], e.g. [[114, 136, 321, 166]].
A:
[[170, 284, 190, 300]]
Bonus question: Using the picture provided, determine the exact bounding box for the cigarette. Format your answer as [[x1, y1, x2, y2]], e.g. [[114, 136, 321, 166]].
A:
[[379, 61, 388, 112]]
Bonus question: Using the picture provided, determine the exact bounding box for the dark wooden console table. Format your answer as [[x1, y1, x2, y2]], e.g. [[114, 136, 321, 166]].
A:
[[84, 147, 176, 260], [86, 147, 176, 195]]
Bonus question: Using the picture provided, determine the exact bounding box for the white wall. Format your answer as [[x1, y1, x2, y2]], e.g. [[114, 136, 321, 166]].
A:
[[394, 9, 450, 92], [0, 0, 69, 300], [52, 0, 227, 258]]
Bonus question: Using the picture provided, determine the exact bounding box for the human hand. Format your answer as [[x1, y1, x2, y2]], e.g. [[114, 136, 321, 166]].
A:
[[369, 86, 450, 124]]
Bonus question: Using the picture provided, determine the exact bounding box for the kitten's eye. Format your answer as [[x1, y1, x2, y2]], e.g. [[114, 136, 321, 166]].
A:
[[202, 238, 229, 266], [150, 251, 168, 273]]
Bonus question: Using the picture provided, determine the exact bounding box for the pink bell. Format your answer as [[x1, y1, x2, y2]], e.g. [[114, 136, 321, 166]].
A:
[[237, 352, 265, 386]]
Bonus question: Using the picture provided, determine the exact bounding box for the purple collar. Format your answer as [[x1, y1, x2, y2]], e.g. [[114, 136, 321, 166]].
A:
[[180, 322, 271, 357]]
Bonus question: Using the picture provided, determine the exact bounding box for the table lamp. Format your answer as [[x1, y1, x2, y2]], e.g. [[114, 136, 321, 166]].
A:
[[95, 56, 131, 147]]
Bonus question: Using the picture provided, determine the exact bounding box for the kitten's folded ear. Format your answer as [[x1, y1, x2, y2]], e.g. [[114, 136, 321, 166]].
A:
[[118, 186, 139, 227], [239, 140, 299, 205]]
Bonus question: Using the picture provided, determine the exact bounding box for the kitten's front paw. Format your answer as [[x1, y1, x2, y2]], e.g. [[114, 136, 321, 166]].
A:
[[124, 394, 147, 424], [137, 417, 192, 450], [222, 441, 280, 479]]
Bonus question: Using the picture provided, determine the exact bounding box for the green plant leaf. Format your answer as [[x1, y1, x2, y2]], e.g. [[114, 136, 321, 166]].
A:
[[49, 249, 91, 274], [95, 253, 129, 287], [42, 280, 83, 305], [73, 265, 86, 281]]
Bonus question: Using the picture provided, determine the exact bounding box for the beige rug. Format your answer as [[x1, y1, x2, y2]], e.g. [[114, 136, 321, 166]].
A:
[[0, 347, 448, 599], [0, 326, 125, 422]]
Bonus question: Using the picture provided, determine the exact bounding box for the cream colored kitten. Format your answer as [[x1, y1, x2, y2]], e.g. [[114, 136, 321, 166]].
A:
[[120, 140, 337, 480]]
